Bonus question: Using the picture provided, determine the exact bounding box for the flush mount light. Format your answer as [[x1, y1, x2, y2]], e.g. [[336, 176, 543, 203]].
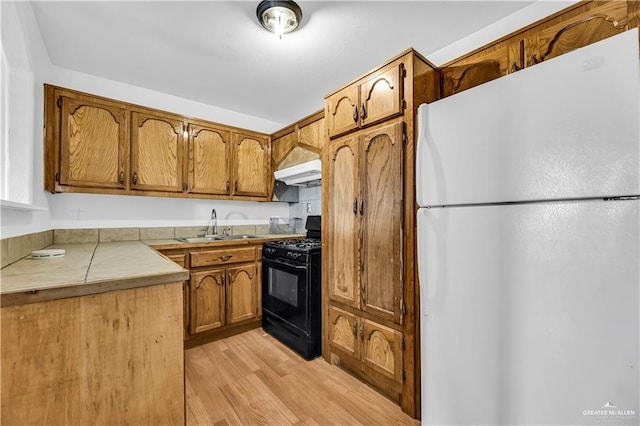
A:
[[256, 1, 302, 38]]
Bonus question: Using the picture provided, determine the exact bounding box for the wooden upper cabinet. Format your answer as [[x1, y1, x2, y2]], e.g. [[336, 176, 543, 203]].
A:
[[130, 111, 185, 192], [359, 63, 404, 128], [326, 60, 405, 139], [190, 269, 225, 334], [441, 38, 523, 97], [361, 319, 403, 383], [360, 120, 404, 323], [233, 132, 270, 198], [226, 264, 258, 325], [327, 135, 360, 309], [188, 123, 231, 195], [271, 131, 297, 168], [59, 96, 127, 189], [326, 85, 360, 139], [527, 1, 628, 66], [298, 117, 325, 152]]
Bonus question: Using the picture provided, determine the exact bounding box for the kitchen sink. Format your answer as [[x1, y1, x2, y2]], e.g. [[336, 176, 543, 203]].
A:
[[176, 236, 225, 243], [176, 234, 260, 243]]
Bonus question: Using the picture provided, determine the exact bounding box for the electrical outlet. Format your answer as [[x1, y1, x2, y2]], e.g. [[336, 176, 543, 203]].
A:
[[306, 203, 312, 213]]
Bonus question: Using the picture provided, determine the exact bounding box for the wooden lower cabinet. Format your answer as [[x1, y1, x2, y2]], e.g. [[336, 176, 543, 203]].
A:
[[225, 263, 259, 324], [190, 268, 226, 334], [329, 306, 403, 386]]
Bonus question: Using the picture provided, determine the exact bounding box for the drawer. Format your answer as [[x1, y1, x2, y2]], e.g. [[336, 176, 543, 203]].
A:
[[166, 254, 186, 268], [190, 247, 256, 268]]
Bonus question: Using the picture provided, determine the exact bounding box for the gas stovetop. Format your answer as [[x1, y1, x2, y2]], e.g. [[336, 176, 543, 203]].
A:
[[265, 238, 321, 252]]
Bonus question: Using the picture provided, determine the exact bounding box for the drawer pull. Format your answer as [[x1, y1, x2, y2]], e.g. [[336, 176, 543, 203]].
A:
[[220, 255, 232, 261]]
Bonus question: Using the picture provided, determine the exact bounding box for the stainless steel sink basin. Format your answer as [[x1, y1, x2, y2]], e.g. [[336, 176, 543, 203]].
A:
[[176, 236, 224, 243], [225, 234, 261, 240]]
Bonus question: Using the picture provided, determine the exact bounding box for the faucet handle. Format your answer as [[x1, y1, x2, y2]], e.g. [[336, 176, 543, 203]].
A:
[[222, 227, 231, 237], [198, 228, 207, 237]]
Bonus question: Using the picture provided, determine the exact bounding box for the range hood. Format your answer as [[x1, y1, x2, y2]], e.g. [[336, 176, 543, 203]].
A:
[[274, 159, 322, 186]]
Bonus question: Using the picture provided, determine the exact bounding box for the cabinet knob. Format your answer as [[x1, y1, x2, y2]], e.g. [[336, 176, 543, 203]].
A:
[[353, 198, 358, 215], [360, 103, 366, 120], [359, 200, 364, 216], [353, 105, 358, 123], [132, 172, 138, 185]]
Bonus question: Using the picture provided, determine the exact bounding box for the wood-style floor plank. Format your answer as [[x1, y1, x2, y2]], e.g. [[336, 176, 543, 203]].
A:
[[186, 328, 418, 426]]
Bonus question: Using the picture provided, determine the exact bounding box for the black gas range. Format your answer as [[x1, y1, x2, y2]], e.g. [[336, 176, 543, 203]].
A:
[[262, 216, 321, 359]]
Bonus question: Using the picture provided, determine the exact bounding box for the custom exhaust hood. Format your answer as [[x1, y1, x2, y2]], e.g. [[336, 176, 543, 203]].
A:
[[274, 159, 321, 186]]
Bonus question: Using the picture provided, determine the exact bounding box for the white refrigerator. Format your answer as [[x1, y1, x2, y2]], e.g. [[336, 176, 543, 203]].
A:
[[416, 29, 639, 425]]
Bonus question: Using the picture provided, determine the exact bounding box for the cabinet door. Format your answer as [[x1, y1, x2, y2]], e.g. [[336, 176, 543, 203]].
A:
[[298, 117, 325, 152], [328, 306, 359, 359], [359, 121, 404, 323], [361, 320, 403, 383], [59, 96, 127, 189], [441, 38, 522, 97], [326, 136, 360, 309], [188, 123, 231, 195], [326, 85, 359, 139], [527, 1, 628, 66], [131, 111, 184, 192], [233, 132, 270, 198], [190, 269, 225, 334], [226, 264, 258, 324], [359, 63, 404, 128], [271, 131, 297, 169]]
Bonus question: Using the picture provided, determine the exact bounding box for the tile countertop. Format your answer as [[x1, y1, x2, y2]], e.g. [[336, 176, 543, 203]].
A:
[[0, 234, 305, 307]]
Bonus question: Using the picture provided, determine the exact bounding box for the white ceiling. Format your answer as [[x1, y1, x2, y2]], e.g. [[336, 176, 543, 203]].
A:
[[31, 1, 535, 125]]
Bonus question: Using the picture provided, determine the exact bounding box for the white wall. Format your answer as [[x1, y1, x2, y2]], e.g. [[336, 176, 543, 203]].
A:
[[0, 2, 288, 239]]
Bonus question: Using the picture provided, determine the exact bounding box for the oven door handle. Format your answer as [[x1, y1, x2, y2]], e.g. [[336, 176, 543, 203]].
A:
[[263, 258, 308, 271]]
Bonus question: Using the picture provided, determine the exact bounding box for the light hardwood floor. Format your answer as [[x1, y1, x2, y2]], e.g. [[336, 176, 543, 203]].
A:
[[185, 328, 419, 425]]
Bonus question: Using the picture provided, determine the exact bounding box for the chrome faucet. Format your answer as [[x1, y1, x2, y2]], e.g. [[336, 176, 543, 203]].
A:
[[206, 209, 218, 236]]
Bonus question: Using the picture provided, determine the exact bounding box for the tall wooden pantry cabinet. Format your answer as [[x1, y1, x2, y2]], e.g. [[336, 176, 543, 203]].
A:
[[322, 49, 439, 418]]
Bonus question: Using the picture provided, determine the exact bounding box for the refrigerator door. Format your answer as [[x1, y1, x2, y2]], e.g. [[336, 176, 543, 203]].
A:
[[417, 200, 639, 425], [416, 29, 639, 208]]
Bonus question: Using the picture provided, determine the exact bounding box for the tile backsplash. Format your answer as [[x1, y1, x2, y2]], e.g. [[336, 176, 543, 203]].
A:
[[289, 185, 322, 228]]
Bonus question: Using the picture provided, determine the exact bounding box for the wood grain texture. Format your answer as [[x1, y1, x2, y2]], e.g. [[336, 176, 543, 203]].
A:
[[530, 1, 628, 65], [131, 111, 184, 192], [60, 96, 127, 188], [190, 246, 256, 268], [185, 328, 418, 426], [188, 123, 230, 195], [271, 131, 297, 168], [1, 283, 184, 426], [226, 263, 258, 324], [359, 62, 404, 128], [190, 268, 226, 333], [326, 136, 360, 309], [325, 85, 359, 139], [360, 120, 404, 323], [329, 306, 359, 359], [278, 146, 320, 170], [362, 319, 403, 383], [630, 0, 640, 43], [298, 116, 325, 152], [233, 132, 270, 197]]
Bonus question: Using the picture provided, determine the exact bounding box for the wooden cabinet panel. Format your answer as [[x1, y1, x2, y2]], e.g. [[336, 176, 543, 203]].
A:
[[226, 264, 258, 324], [188, 123, 230, 195], [272, 131, 297, 168], [441, 38, 522, 97], [59, 96, 127, 188], [326, 85, 359, 139], [361, 319, 402, 383], [359, 63, 404, 128], [190, 269, 225, 334], [528, 1, 628, 66], [329, 306, 359, 359], [190, 247, 256, 268], [327, 136, 360, 309], [131, 111, 184, 192], [233, 132, 270, 198], [298, 117, 325, 152], [360, 121, 404, 323]]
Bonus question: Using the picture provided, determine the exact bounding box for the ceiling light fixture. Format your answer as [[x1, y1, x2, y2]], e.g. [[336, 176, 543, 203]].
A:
[[256, 1, 302, 39]]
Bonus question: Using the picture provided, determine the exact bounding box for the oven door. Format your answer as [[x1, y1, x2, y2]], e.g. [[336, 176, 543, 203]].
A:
[[262, 257, 308, 331]]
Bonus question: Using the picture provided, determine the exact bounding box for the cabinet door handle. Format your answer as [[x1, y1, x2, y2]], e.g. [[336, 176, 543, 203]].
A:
[[353, 198, 358, 215], [530, 54, 539, 65], [352, 322, 357, 336], [234, 181, 238, 193], [220, 255, 232, 261], [119, 171, 124, 185], [221, 274, 225, 286], [359, 200, 364, 216], [226, 181, 230, 192], [359, 322, 364, 341], [510, 62, 521, 73], [132, 172, 138, 185], [360, 103, 366, 120], [353, 105, 358, 123]]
